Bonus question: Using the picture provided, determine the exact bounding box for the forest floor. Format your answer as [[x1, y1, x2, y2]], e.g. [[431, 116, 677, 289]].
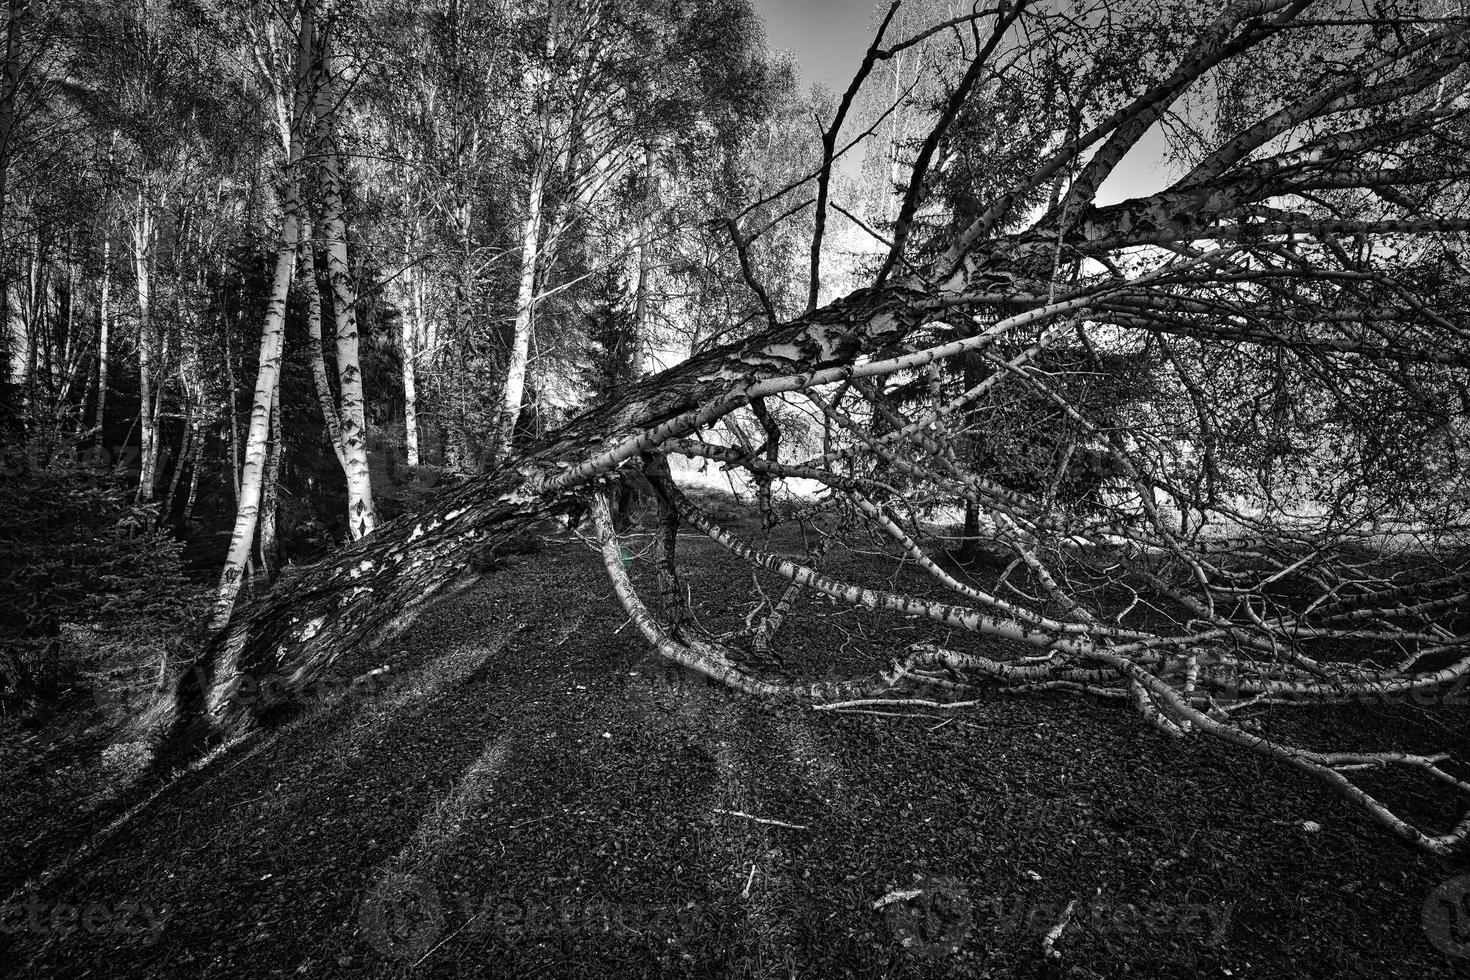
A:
[[3, 488, 1470, 979]]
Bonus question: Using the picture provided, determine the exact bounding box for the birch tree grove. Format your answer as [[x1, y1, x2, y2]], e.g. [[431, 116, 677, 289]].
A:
[[6, 0, 1470, 863]]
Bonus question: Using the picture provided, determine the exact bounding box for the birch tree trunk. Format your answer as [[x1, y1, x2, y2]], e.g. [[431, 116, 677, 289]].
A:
[[494, 153, 547, 462], [130, 192, 156, 502], [402, 285, 421, 468], [401, 218, 420, 468], [160, 396, 191, 522], [224, 324, 241, 504], [887, 49, 905, 223], [492, 6, 560, 462], [59, 258, 74, 396], [318, 143, 376, 539], [209, 6, 317, 631], [258, 372, 282, 582], [300, 221, 347, 471], [0, 0, 25, 351], [21, 241, 37, 409], [181, 419, 203, 527], [92, 233, 109, 441], [630, 147, 656, 382]]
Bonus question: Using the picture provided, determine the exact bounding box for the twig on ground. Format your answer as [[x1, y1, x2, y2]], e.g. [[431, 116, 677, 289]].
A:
[[714, 808, 809, 830]]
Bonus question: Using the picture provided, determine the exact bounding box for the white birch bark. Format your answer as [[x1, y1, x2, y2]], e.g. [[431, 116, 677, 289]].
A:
[[310, 9, 376, 537], [494, 152, 547, 461], [402, 278, 421, 467], [629, 146, 656, 382], [401, 217, 420, 468], [257, 369, 282, 580], [161, 394, 191, 521], [300, 220, 347, 471], [492, 3, 560, 461], [130, 191, 156, 502], [92, 232, 109, 441], [319, 147, 376, 538], [210, 6, 317, 631], [181, 413, 203, 527]]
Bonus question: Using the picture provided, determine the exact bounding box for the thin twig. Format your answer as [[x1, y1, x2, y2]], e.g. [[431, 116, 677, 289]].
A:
[[714, 809, 809, 831]]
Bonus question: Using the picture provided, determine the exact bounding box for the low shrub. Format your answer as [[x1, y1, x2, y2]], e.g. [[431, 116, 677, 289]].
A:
[[0, 454, 206, 720]]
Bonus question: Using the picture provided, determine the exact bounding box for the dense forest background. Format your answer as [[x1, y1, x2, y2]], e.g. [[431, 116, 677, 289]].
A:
[[0, 0, 887, 698], [1, 0, 839, 544]]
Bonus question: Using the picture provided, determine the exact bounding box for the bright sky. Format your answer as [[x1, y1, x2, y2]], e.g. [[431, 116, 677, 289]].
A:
[[752, 0, 879, 92], [749, 0, 1175, 206]]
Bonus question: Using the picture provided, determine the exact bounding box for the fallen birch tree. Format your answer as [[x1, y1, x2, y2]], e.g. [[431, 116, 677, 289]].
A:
[[195, 0, 1470, 855]]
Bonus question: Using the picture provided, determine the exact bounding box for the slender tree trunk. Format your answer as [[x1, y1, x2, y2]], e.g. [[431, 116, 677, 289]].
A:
[[258, 372, 282, 582], [419, 261, 437, 361], [215, 206, 295, 624], [225, 338, 255, 594], [131, 192, 157, 502], [300, 221, 347, 470], [210, 6, 316, 631], [493, 14, 560, 463], [57, 260, 93, 421], [161, 397, 192, 523], [93, 233, 109, 441], [149, 373, 168, 492], [630, 147, 657, 383], [318, 145, 375, 538], [40, 260, 56, 405], [495, 155, 547, 461], [224, 325, 241, 503], [21, 242, 36, 410], [181, 418, 204, 528], [402, 289, 421, 468], [888, 50, 905, 223], [401, 221, 420, 468], [59, 258, 73, 385], [0, 0, 25, 371], [0, 0, 22, 203]]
